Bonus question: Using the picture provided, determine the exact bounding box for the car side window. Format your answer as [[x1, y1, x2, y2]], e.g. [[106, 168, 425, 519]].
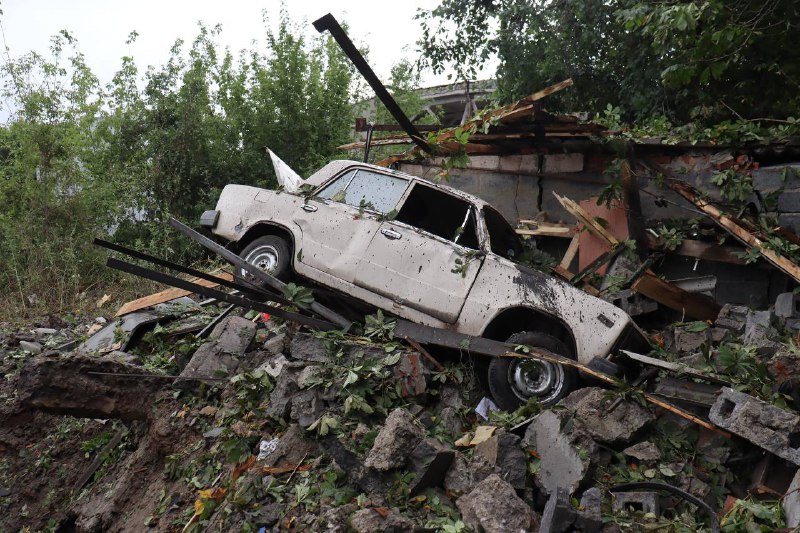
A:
[[395, 183, 480, 249], [316, 168, 408, 214]]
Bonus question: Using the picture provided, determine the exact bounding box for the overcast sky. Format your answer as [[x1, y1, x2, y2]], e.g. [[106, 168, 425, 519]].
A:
[[0, 0, 490, 92]]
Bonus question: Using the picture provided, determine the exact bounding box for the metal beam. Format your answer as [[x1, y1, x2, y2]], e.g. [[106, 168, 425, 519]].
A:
[[167, 218, 352, 329], [313, 13, 432, 154], [106, 257, 337, 331]]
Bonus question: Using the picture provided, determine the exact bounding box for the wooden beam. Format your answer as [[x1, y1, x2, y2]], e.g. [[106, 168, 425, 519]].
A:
[[553, 192, 721, 320], [515, 222, 576, 238], [646, 236, 749, 266], [521, 78, 574, 103], [115, 273, 234, 317], [559, 235, 580, 271], [644, 161, 800, 284]]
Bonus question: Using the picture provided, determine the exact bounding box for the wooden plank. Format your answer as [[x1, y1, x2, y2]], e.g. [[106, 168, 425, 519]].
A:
[[115, 273, 234, 317], [559, 235, 580, 271], [621, 159, 648, 259], [646, 236, 748, 266], [521, 78, 574, 103], [632, 272, 721, 321], [664, 177, 800, 284], [515, 224, 576, 238], [553, 192, 721, 320]]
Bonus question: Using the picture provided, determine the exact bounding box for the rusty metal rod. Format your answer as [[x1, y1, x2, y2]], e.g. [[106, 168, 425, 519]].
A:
[[313, 13, 431, 154]]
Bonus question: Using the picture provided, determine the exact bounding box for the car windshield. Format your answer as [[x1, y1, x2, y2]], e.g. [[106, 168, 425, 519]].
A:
[[316, 168, 408, 214]]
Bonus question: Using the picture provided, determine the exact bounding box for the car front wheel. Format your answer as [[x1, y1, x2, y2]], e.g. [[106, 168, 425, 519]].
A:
[[487, 331, 578, 410], [236, 235, 291, 285]]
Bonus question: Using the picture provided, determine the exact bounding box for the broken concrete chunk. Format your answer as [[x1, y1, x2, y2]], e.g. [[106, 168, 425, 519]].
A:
[[525, 410, 597, 495], [209, 315, 256, 353], [559, 387, 654, 444], [612, 491, 660, 515], [290, 389, 324, 428], [262, 424, 317, 468], [709, 387, 800, 465], [406, 438, 455, 495], [265, 368, 300, 419], [473, 429, 528, 489], [364, 408, 424, 471], [178, 316, 256, 382], [456, 474, 539, 533], [673, 327, 707, 353], [775, 292, 800, 319], [785, 469, 800, 528], [19, 340, 42, 354], [539, 487, 577, 533], [349, 508, 414, 533], [715, 304, 749, 333], [263, 332, 287, 355], [259, 353, 289, 378], [393, 352, 427, 397], [743, 310, 782, 357], [575, 487, 602, 533], [101, 350, 141, 366], [444, 452, 495, 496], [623, 441, 662, 462]]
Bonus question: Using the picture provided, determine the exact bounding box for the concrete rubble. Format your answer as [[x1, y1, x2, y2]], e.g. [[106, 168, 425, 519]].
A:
[[5, 282, 800, 533]]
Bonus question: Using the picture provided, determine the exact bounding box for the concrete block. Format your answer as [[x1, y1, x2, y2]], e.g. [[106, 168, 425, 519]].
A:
[[777, 189, 800, 213], [467, 155, 501, 171], [753, 164, 800, 192], [785, 468, 800, 528], [540, 487, 577, 533], [498, 154, 539, 174], [709, 387, 800, 465], [779, 214, 800, 235], [776, 292, 800, 319], [544, 153, 584, 173], [612, 491, 660, 515], [406, 438, 455, 495]]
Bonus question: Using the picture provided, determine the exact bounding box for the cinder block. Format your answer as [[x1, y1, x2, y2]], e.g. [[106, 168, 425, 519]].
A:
[[467, 155, 501, 171], [776, 292, 800, 319], [498, 154, 539, 174], [778, 189, 800, 213], [544, 153, 584, 173], [753, 164, 800, 192], [709, 387, 800, 465], [612, 491, 660, 515]]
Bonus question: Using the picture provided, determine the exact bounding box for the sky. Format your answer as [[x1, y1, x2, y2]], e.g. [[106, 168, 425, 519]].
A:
[[0, 0, 490, 92]]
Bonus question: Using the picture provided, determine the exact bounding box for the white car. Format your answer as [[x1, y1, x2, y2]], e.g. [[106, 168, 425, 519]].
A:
[[201, 160, 646, 408]]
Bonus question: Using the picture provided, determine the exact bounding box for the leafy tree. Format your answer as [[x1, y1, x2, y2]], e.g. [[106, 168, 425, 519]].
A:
[[0, 11, 359, 314], [417, 0, 800, 122]]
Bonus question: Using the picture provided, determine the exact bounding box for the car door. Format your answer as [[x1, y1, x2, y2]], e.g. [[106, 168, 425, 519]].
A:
[[293, 167, 409, 284], [354, 182, 484, 323]]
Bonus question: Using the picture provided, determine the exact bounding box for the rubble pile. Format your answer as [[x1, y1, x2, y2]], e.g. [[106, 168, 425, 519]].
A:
[[3, 298, 800, 532]]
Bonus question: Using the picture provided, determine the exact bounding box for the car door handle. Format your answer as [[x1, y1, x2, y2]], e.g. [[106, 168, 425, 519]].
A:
[[301, 204, 318, 213], [381, 228, 401, 240]]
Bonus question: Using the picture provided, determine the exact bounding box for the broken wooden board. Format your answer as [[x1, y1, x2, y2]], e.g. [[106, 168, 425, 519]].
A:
[[665, 177, 800, 284], [115, 273, 234, 317], [646, 236, 750, 266], [554, 192, 722, 321], [515, 222, 576, 238]]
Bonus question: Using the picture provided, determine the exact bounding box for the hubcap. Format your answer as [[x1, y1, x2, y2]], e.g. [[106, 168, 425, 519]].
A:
[[508, 359, 565, 404], [242, 245, 279, 278]]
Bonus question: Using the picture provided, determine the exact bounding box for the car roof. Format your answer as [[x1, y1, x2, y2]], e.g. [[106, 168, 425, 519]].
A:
[[305, 159, 489, 209]]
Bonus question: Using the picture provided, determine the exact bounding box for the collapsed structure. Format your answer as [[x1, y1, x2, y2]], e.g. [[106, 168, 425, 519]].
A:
[[3, 12, 800, 533]]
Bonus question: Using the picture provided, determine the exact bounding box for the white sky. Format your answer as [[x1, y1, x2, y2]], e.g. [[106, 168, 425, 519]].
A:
[[0, 0, 490, 90]]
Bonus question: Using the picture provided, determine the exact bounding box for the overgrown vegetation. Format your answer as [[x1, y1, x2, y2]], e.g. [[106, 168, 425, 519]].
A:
[[418, 0, 800, 123], [0, 11, 359, 316]]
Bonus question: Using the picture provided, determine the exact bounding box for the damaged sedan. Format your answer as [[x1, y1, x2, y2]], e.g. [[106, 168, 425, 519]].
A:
[[201, 159, 647, 409]]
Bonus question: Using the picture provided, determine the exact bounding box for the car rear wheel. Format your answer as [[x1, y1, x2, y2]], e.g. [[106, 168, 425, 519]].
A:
[[487, 331, 578, 410], [236, 235, 291, 285]]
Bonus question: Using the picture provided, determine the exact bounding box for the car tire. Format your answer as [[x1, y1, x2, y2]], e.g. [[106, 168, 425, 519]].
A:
[[487, 331, 578, 411], [236, 235, 292, 285]]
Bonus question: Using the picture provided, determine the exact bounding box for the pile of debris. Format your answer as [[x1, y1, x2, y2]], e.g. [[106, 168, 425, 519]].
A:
[[3, 285, 800, 532]]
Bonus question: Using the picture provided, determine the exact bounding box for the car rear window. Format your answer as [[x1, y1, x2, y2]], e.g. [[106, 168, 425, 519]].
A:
[[317, 168, 408, 214]]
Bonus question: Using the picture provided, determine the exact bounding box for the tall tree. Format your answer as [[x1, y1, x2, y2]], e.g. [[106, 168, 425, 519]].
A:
[[417, 0, 800, 122]]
